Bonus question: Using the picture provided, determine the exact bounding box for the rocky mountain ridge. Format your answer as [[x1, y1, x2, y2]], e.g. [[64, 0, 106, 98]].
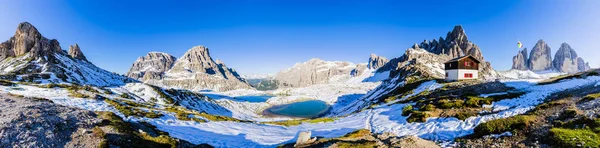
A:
[[377, 25, 499, 79], [511, 40, 590, 73], [368, 54, 388, 69], [273, 58, 366, 88], [0, 22, 128, 86], [127, 45, 252, 91], [334, 25, 500, 115]]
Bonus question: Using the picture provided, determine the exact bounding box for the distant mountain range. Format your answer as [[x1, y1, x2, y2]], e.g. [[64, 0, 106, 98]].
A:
[[511, 40, 590, 73], [126, 46, 252, 91]]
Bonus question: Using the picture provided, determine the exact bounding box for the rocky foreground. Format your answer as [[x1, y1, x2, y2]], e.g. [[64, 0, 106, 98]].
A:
[[0, 94, 103, 147]]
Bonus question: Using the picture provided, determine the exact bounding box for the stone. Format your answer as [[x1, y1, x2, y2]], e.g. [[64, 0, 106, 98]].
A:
[[528, 40, 553, 71], [553, 43, 579, 73], [126, 52, 177, 80], [294, 131, 316, 147], [511, 48, 529, 70], [129, 45, 252, 91], [68, 44, 87, 61], [368, 54, 389, 69]]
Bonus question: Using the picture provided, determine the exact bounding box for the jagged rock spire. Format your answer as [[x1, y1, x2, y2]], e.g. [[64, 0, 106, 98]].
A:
[[68, 43, 87, 61], [368, 54, 388, 69]]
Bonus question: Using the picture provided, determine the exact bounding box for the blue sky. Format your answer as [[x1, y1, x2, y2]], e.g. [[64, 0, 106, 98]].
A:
[[0, 0, 599, 75]]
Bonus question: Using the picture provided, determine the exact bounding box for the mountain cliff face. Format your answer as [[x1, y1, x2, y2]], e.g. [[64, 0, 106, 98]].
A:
[[68, 44, 87, 61], [127, 46, 252, 91], [333, 25, 500, 115], [510, 41, 591, 73], [0, 22, 127, 86], [382, 25, 499, 79], [577, 57, 591, 72], [367, 54, 388, 69], [553, 43, 579, 73], [511, 48, 529, 70], [528, 40, 553, 71], [273, 58, 363, 87], [126, 52, 176, 81]]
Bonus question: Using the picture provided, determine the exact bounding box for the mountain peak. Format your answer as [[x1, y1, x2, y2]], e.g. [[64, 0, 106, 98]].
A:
[[368, 54, 388, 69], [68, 43, 87, 61], [446, 25, 467, 42], [15, 22, 41, 38]]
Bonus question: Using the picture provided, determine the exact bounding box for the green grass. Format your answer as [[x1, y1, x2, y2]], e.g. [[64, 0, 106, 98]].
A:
[[7, 93, 24, 98], [402, 105, 413, 116], [104, 99, 163, 118], [92, 127, 106, 138], [165, 106, 243, 122], [120, 93, 131, 99], [335, 141, 377, 148], [262, 118, 336, 126], [473, 115, 535, 137], [464, 96, 493, 108], [341, 129, 371, 139], [384, 96, 397, 103], [0, 79, 15, 86], [454, 112, 477, 120], [437, 99, 464, 109], [579, 93, 600, 103], [138, 132, 178, 148], [68, 90, 90, 98], [150, 86, 175, 104], [420, 104, 436, 111], [98, 140, 108, 148], [95, 111, 185, 148], [406, 111, 431, 123], [550, 128, 600, 148]]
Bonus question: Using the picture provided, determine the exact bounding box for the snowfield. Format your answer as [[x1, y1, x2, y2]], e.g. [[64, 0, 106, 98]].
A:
[[2, 73, 599, 147]]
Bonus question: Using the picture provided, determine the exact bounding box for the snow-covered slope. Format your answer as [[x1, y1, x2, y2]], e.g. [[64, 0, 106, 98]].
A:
[[0, 22, 127, 86], [500, 69, 565, 80], [4, 72, 599, 147]]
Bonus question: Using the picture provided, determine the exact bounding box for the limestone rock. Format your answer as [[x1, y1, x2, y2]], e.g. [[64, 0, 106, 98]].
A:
[[131, 45, 252, 91], [68, 44, 87, 61], [383, 25, 499, 79], [528, 40, 553, 71], [389, 135, 440, 148], [294, 131, 316, 147], [510, 41, 591, 73], [0, 22, 128, 86], [273, 58, 359, 88], [552, 43, 579, 73], [126, 52, 177, 81], [577, 57, 591, 72], [367, 54, 388, 69], [511, 48, 529, 70]]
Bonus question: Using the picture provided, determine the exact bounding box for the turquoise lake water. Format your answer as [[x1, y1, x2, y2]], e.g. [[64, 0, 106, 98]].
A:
[[264, 100, 330, 118]]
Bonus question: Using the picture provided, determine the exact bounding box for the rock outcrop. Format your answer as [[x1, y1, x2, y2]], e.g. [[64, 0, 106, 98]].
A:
[[68, 44, 87, 61], [553, 43, 579, 73], [382, 25, 499, 79], [334, 25, 500, 116], [367, 54, 388, 69], [128, 46, 252, 91], [528, 40, 553, 71], [126, 52, 177, 81], [273, 58, 361, 87], [511, 48, 529, 70], [577, 57, 591, 72], [0, 22, 62, 61], [0, 22, 128, 86], [510, 41, 591, 73]]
